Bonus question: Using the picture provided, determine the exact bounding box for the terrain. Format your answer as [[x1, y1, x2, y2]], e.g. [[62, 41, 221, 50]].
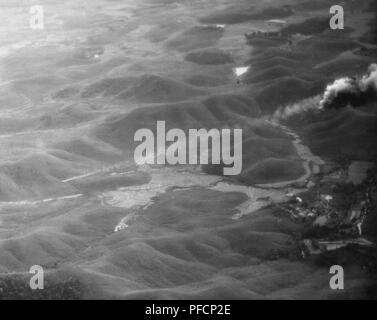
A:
[[0, 0, 376, 299]]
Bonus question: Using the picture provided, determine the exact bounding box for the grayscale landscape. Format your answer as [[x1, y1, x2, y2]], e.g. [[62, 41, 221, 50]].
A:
[[0, 0, 376, 299]]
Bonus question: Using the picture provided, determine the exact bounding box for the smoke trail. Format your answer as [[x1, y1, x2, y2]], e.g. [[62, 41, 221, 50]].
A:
[[320, 63, 377, 109], [273, 95, 321, 120]]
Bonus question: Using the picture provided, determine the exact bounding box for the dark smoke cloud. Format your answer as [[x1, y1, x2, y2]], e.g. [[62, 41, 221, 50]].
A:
[[320, 63, 377, 109]]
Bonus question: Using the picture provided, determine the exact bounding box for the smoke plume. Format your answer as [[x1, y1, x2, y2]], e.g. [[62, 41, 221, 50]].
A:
[[273, 96, 321, 120], [320, 63, 377, 109], [272, 64, 377, 121]]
